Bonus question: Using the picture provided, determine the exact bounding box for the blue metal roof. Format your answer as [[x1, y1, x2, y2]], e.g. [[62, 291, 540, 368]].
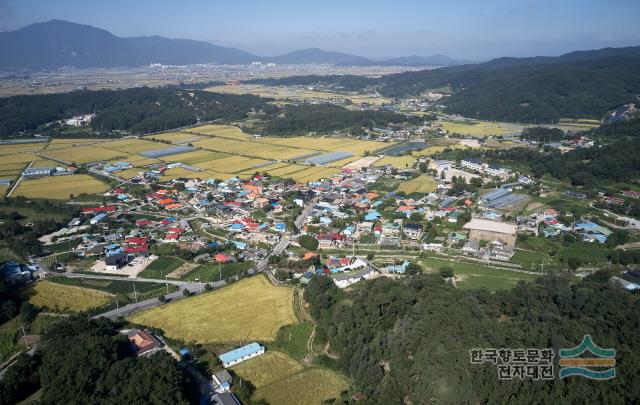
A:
[[219, 343, 263, 364]]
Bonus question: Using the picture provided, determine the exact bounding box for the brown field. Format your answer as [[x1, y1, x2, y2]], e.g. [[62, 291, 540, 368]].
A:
[[29, 281, 113, 312], [128, 276, 298, 343], [14, 174, 109, 199]]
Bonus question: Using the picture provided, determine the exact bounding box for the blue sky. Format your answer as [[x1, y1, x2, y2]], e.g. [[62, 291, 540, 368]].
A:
[[1, 0, 639, 60]]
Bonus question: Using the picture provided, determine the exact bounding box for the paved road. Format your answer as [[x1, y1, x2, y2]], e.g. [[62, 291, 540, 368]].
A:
[[61, 272, 190, 286], [294, 197, 319, 230], [95, 280, 225, 320]]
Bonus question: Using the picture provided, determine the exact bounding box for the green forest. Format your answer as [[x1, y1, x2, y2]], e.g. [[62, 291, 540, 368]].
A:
[[305, 270, 640, 404], [0, 317, 195, 405], [262, 104, 423, 136], [0, 87, 271, 137], [249, 48, 640, 123]]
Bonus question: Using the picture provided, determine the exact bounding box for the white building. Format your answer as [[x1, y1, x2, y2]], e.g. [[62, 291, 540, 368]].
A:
[[219, 343, 265, 368]]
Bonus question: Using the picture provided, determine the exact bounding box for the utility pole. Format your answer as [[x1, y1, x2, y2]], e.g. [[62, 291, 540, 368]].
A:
[[21, 325, 30, 349], [116, 299, 120, 317], [133, 282, 137, 303]]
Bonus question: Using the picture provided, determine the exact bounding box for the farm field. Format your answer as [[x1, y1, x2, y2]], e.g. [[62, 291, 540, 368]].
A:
[[139, 256, 184, 279], [46, 276, 169, 301], [44, 138, 107, 150], [254, 368, 349, 405], [42, 145, 128, 164], [397, 175, 437, 194], [13, 174, 109, 199], [420, 256, 537, 290], [231, 351, 304, 388], [29, 280, 113, 312], [0, 143, 46, 155], [441, 120, 521, 137], [180, 261, 254, 282], [99, 138, 163, 153], [374, 155, 415, 169], [188, 124, 250, 139], [128, 275, 298, 343], [205, 84, 391, 106]]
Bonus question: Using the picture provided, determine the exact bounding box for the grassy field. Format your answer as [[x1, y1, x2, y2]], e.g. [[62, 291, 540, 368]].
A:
[[254, 368, 349, 405], [271, 321, 313, 361], [46, 276, 169, 300], [420, 256, 537, 290], [230, 347, 349, 405], [14, 174, 109, 199], [29, 280, 113, 312], [231, 351, 304, 388], [397, 175, 437, 194], [139, 256, 184, 279], [128, 275, 298, 343], [180, 261, 254, 282]]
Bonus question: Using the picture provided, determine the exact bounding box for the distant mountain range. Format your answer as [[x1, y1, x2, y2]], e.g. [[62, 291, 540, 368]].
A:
[[0, 20, 467, 70]]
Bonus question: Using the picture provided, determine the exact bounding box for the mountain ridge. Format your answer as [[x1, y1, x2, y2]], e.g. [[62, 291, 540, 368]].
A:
[[0, 20, 467, 69]]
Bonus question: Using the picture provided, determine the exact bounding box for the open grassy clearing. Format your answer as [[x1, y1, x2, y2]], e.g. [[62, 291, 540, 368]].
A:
[[254, 368, 349, 405], [128, 275, 298, 343], [180, 261, 254, 282], [29, 280, 113, 312], [13, 174, 109, 199], [47, 276, 170, 299], [271, 321, 314, 361], [139, 256, 184, 279], [420, 256, 537, 290], [397, 175, 437, 194], [231, 351, 304, 388]]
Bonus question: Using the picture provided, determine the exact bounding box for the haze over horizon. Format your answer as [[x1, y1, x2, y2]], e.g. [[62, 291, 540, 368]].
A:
[[1, 0, 639, 61]]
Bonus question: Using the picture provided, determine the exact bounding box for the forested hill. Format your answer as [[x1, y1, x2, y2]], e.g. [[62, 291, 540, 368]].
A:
[[305, 272, 640, 404], [253, 46, 640, 123], [0, 86, 418, 138], [0, 87, 272, 136], [382, 51, 640, 122]]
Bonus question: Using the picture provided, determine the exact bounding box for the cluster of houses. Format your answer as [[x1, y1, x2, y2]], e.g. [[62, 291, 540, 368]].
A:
[[460, 158, 511, 178], [517, 207, 613, 244]]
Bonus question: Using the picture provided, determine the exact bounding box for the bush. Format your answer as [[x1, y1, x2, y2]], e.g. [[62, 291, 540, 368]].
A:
[[439, 267, 454, 278]]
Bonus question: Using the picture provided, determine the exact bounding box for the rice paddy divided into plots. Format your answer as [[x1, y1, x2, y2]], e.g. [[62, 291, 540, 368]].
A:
[[29, 280, 113, 312], [99, 138, 164, 154], [205, 83, 391, 106], [148, 131, 202, 143], [187, 124, 249, 139], [0, 153, 38, 164], [0, 143, 46, 155], [397, 175, 437, 194], [14, 174, 109, 199], [128, 275, 298, 343], [43, 145, 128, 164], [44, 138, 107, 150]]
